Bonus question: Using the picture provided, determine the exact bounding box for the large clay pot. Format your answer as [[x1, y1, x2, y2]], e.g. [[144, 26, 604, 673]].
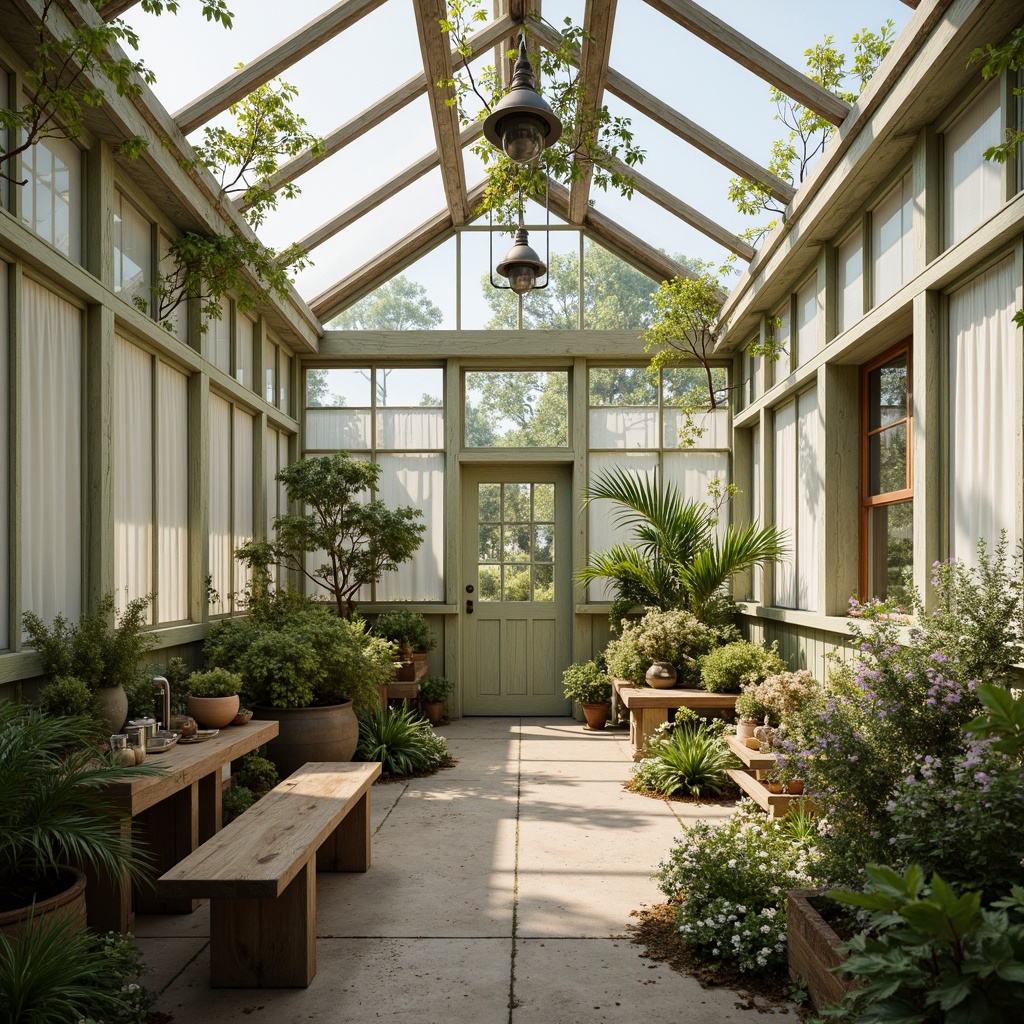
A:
[[187, 693, 240, 729], [736, 718, 759, 740], [582, 702, 610, 730], [96, 685, 128, 735], [422, 701, 445, 726], [0, 867, 87, 941], [645, 661, 678, 689], [253, 701, 359, 778]]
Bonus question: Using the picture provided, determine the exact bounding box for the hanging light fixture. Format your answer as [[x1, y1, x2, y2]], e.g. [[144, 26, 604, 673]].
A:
[[485, 33, 562, 297], [483, 35, 562, 164]]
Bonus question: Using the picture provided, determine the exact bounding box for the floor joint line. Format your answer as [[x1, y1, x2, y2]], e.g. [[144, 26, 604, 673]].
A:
[[507, 717, 522, 1022]]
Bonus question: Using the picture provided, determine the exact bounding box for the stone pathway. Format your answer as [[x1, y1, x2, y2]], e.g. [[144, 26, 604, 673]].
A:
[[136, 717, 792, 1023]]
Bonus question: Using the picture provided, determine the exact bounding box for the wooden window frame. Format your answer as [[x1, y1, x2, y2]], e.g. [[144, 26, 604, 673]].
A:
[[859, 339, 913, 600]]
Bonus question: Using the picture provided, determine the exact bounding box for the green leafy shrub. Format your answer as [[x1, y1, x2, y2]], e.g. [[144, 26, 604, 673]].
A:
[[656, 801, 817, 974], [418, 675, 454, 704], [604, 608, 717, 685], [222, 785, 255, 825], [187, 668, 241, 698], [826, 865, 1024, 1023], [561, 660, 612, 704], [146, 656, 192, 715], [630, 722, 738, 797], [0, 920, 154, 1024], [734, 669, 820, 726], [37, 675, 98, 722], [233, 752, 279, 796], [698, 639, 785, 694], [372, 610, 436, 656], [355, 706, 451, 778]]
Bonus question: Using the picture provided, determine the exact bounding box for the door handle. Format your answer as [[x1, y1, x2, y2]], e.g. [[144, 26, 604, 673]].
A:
[[466, 599, 474, 614]]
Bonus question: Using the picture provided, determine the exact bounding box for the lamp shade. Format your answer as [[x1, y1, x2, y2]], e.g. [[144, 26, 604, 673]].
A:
[[483, 36, 562, 164], [496, 227, 547, 295]]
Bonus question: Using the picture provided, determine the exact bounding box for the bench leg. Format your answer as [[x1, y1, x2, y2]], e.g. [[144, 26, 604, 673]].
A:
[[631, 708, 668, 761], [209, 857, 316, 988], [316, 791, 370, 873]]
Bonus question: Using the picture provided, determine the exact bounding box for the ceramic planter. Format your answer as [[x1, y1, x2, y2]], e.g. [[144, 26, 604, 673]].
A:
[[0, 867, 87, 940], [787, 889, 856, 1011], [253, 701, 359, 778], [187, 693, 240, 729], [96, 685, 128, 735], [645, 661, 678, 689], [735, 718, 759, 740]]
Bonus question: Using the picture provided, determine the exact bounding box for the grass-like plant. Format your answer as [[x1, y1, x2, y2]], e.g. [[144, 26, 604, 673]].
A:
[[355, 706, 451, 779], [632, 723, 739, 798]]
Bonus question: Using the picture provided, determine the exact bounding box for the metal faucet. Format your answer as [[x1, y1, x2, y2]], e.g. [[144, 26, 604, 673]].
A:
[[153, 676, 171, 730]]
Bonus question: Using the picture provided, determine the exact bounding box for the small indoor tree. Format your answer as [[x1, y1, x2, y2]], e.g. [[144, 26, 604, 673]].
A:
[[262, 454, 426, 618]]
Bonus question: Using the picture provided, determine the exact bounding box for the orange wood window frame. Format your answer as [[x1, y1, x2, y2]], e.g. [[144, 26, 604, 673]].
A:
[[859, 339, 913, 600]]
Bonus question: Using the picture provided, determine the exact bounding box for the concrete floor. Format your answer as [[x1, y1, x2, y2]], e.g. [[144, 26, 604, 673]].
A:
[[135, 717, 793, 1023]]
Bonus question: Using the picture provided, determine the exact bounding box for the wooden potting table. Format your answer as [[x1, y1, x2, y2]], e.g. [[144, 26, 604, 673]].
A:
[[86, 720, 279, 934]]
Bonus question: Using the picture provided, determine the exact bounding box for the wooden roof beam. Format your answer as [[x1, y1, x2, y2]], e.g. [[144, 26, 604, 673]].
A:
[[310, 183, 487, 321], [293, 122, 483, 255], [413, 0, 471, 225], [567, 0, 617, 225], [606, 157, 755, 261], [642, 0, 850, 125], [246, 13, 512, 210], [99, 0, 141, 19], [528, 20, 795, 207], [173, 0, 388, 134]]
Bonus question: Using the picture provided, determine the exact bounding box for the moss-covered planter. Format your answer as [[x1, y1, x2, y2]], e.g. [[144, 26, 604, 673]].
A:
[[787, 889, 855, 1011]]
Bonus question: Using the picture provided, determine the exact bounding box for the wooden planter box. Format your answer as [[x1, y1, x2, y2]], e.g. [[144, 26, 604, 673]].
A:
[[787, 889, 856, 1011]]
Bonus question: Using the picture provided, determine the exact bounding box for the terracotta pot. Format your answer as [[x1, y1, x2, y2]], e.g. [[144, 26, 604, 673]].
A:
[[395, 661, 416, 681], [412, 652, 429, 668], [765, 779, 785, 794], [786, 779, 805, 795], [582, 702, 610, 730], [422, 700, 445, 726], [187, 693, 240, 729], [253, 701, 359, 778], [788, 889, 857, 1010], [735, 718, 759, 740], [0, 867, 87, 941], [645, 661, 678, 689], [96, 685, 128, 735]]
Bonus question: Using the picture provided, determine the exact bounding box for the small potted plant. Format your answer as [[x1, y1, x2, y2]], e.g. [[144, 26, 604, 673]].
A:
[[561, 661, 613, 730], [372, 610, 436, 681], [418, 675, 454, 726], [186, 668, 242, 729]]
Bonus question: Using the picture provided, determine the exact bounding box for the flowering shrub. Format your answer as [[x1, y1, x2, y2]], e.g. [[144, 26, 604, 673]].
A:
[[887, 741, 1024, 901], [604, 608, 719, 685], [656, 801, 816, 973], [698, 640, 785, 694], [735, 668, 820, 726]]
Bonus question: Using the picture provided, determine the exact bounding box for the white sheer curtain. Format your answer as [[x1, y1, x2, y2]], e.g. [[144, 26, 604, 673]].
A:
[[376, 408, 444, 449], [305, 409, 371, 449], [208, 394, 232, 615], [589, 408, 658, 449], [232, 408, 254, 601], [872, 172, 913, 304], [0, 265, 7, 647], [796, 387, 821, 611], [663, 406, 730, 449], [207, 310, 231, 376], [266, 427, 279, 538], [587, 452, 658, 601], [774, 401, 797, 607], [21, 278, 82, 625], [795, 277, 819, 367], [949, 256, 1019, 561], [945, 82, 1002, 247], [236, 313, 254, 390], [837, 230, 863, 334], [113, 336, 153, 619], [375, 454, 444, 600], [750, 423, 762, 602], [157, 363, 188, 623]]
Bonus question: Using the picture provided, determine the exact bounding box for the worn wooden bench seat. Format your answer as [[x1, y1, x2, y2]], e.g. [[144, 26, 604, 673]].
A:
[[612, 679, 738, 760], [158, 760, 381, 988]]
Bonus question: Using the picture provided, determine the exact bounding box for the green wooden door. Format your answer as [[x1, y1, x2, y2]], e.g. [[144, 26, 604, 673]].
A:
[[461, 466, 572, 715]]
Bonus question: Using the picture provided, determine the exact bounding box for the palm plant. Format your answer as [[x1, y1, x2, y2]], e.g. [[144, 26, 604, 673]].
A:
[[579, 466, 786, 623]]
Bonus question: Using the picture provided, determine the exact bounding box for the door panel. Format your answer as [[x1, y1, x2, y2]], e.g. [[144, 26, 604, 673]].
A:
[[462, 466, 572, 715]]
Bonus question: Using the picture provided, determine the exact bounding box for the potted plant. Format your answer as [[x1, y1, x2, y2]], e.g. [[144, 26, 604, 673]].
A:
[[186, 668, 242, 728], [0, 702, 160, 939], [418, 675, 454, 726], [561, 661, 613, 730], [603, 608, 719, 688], [373, 610, 436, 680], [22, 594, 156, 735], [205, 576, 394, 777]]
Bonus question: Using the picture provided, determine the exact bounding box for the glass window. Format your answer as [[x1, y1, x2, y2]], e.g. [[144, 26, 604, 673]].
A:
[[113, 191, 151, 310], [22, 137, 82, 260], [279, 351, 292, 412], [794, 277, 819, 367], [861, 345, 912, 607], [265, 338, 277, 405], [477, 482, 555, 602], [872, 172, 913, 305], [236, 313, 254, 390], [464, 371, 568, 447], [944, 81, 1002, 247], [836, 229, 863, 334]]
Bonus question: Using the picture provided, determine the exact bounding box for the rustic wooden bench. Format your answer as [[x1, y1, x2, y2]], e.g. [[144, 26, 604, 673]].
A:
[[612, 679, 738, 760], [158, 760, 382, 988]]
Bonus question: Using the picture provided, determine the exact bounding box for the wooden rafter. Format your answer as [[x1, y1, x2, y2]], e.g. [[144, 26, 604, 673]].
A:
[[413, 0, 470, 225], [293, 122, 483, 255], [567, 0, 617, 224], [245, 14, 513, 211], [310, 183, 488, 322], [528, 20, 795, 207], [899, 0, 920, 8], [99, 0, 140, 19], [642, 0, 850, 126], [173, 0, 388, 135], [606, 157, 755, 261]]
